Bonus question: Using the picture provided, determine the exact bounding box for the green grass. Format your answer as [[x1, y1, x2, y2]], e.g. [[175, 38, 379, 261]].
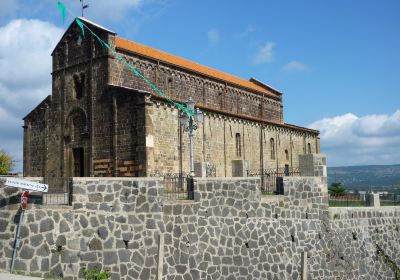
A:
[[329, 200, 400, 207], [381, 201, 400, 206], [329, 200, 367, 207]]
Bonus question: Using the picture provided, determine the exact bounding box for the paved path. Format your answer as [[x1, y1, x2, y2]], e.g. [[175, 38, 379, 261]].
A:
[[0, 272, 42, 280]]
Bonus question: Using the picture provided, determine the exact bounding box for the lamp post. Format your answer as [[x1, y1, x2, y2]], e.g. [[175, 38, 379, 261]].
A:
[[180, 97, 203, 178]]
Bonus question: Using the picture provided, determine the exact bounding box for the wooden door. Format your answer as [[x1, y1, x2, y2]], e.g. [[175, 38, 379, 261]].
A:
[[73, 148, 84, 177]]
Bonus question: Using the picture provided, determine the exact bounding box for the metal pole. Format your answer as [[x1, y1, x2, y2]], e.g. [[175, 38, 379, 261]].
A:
[[188, 117, 195, 177], [10, 209, 24, 273], [179, 116, 183, 190]]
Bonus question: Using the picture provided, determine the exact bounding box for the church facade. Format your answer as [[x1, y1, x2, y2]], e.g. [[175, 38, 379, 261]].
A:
[[23, 18, 319, 179]]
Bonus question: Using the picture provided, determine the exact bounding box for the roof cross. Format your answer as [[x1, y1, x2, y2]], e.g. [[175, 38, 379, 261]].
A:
[[80, 0, 89, 17]]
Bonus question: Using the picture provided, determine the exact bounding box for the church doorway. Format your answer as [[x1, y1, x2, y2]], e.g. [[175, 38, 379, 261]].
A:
[[65, 107, 89, 177], [73, 148, 85, 177]]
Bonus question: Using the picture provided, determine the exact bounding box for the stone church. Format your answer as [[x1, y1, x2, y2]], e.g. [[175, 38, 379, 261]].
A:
[[23, 18, 319, 179]]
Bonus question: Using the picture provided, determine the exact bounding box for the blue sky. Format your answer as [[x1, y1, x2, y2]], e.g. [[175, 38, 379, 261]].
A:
[[0, 0, 399, 170]]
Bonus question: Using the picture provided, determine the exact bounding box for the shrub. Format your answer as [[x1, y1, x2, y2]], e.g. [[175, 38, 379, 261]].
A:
[[0, 149, 14, 175], [83, 268, 110, 280]]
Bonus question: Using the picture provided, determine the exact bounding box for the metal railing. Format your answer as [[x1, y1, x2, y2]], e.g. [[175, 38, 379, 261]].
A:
[[247, 168, 300, 195], [379, 193, 400, 206], [329, 194, 368, 207], [156, 173, 194, 201], [42, 177, 72, 206]]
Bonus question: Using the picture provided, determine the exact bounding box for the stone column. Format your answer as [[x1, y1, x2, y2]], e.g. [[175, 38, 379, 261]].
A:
[[367, 193, 381, 207], [23, 122, 30, 177], [43, 104, 49, 177], [194, 162, 206, 177], [112, 93, 118, 176], [298, 154, 328, 195], [89, 37, 95, 177], [298, 154, 327, 177], [144, 95, 155, 176], [231, 160, 249, 177]]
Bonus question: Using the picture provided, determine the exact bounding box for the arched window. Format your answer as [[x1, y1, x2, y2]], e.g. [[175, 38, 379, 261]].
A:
[[219, 92, 224, 109], [285, 149, 289, 161], [235, 133, 241, 157], [307, 143, 312, 154], [270, 138, 275, 160], [73, 73, 85, 100], [167, 77, 173, 95], [66, 107, 88, 143]]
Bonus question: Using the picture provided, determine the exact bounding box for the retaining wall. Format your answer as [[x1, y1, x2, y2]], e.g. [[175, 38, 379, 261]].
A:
[[0, 177, 399, 280]]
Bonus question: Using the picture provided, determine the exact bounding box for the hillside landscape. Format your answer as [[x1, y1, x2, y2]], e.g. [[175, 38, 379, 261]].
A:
[[327, 164, 400, 193]]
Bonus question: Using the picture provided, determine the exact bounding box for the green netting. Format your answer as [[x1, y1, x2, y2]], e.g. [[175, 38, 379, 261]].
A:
[[57, 1, 66, 23], [75, 18, 85, 37], [71, 13, 194, 116]]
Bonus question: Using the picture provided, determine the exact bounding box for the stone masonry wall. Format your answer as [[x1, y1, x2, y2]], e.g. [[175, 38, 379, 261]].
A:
[[109, 48, 283, 124], [0, 178, 164, 280], [0, 177, 399, 279], [326, 207, 400, 279], [162, 177, 330, 279], [148, 101, 319, 176]]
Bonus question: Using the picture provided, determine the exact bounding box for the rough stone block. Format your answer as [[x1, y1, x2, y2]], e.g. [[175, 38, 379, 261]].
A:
[[29, 234, 43, 248], [231, 160, 249, 177], [299, 154, 327, 177], [103, 251, 118, 265], [19, 245, 34, 259], [89, 238, 103, 251], [0, 219, 7, 232], [366, 193, 380, 207]]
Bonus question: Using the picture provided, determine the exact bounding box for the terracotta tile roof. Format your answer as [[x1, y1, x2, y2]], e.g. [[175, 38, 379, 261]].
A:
[[115, 37, 280, 98]]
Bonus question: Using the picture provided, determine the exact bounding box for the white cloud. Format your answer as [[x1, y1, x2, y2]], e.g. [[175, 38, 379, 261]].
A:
[[0, 19, 63, 172], [207, 28, 220, 44], [253, 42, 275, 64], [309, 111, 400, 166], [0, 19, 62, 91], [283, 60, 309, 72]]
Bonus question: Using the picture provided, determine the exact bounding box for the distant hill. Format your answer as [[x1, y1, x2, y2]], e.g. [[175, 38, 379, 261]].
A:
[[327, 164, 400, 191]]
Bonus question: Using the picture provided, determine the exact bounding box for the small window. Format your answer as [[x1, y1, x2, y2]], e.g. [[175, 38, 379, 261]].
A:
[[270, 138, 275, 160], [307, 143, 312, 154], [73, 73, 85, 100], [285, 149, 289, 161], [219, 92, 224, 109], [235, 133, 241, 157], [167, 77, 173, 95]]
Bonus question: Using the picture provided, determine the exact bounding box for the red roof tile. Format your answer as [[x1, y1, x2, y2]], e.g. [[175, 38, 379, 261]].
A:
[[115, 37, 279, 98]]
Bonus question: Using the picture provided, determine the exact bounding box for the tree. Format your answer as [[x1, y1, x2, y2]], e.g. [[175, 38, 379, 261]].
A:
[[0, 150, 14, 175], [329, 182, 346, 195]]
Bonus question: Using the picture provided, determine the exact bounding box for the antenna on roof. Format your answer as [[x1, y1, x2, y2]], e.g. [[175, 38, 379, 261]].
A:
[[80, 0, 89, 17]]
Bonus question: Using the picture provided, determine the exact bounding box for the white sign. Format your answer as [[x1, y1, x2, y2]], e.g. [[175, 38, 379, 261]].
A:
[[5, 178, 48, 193]]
